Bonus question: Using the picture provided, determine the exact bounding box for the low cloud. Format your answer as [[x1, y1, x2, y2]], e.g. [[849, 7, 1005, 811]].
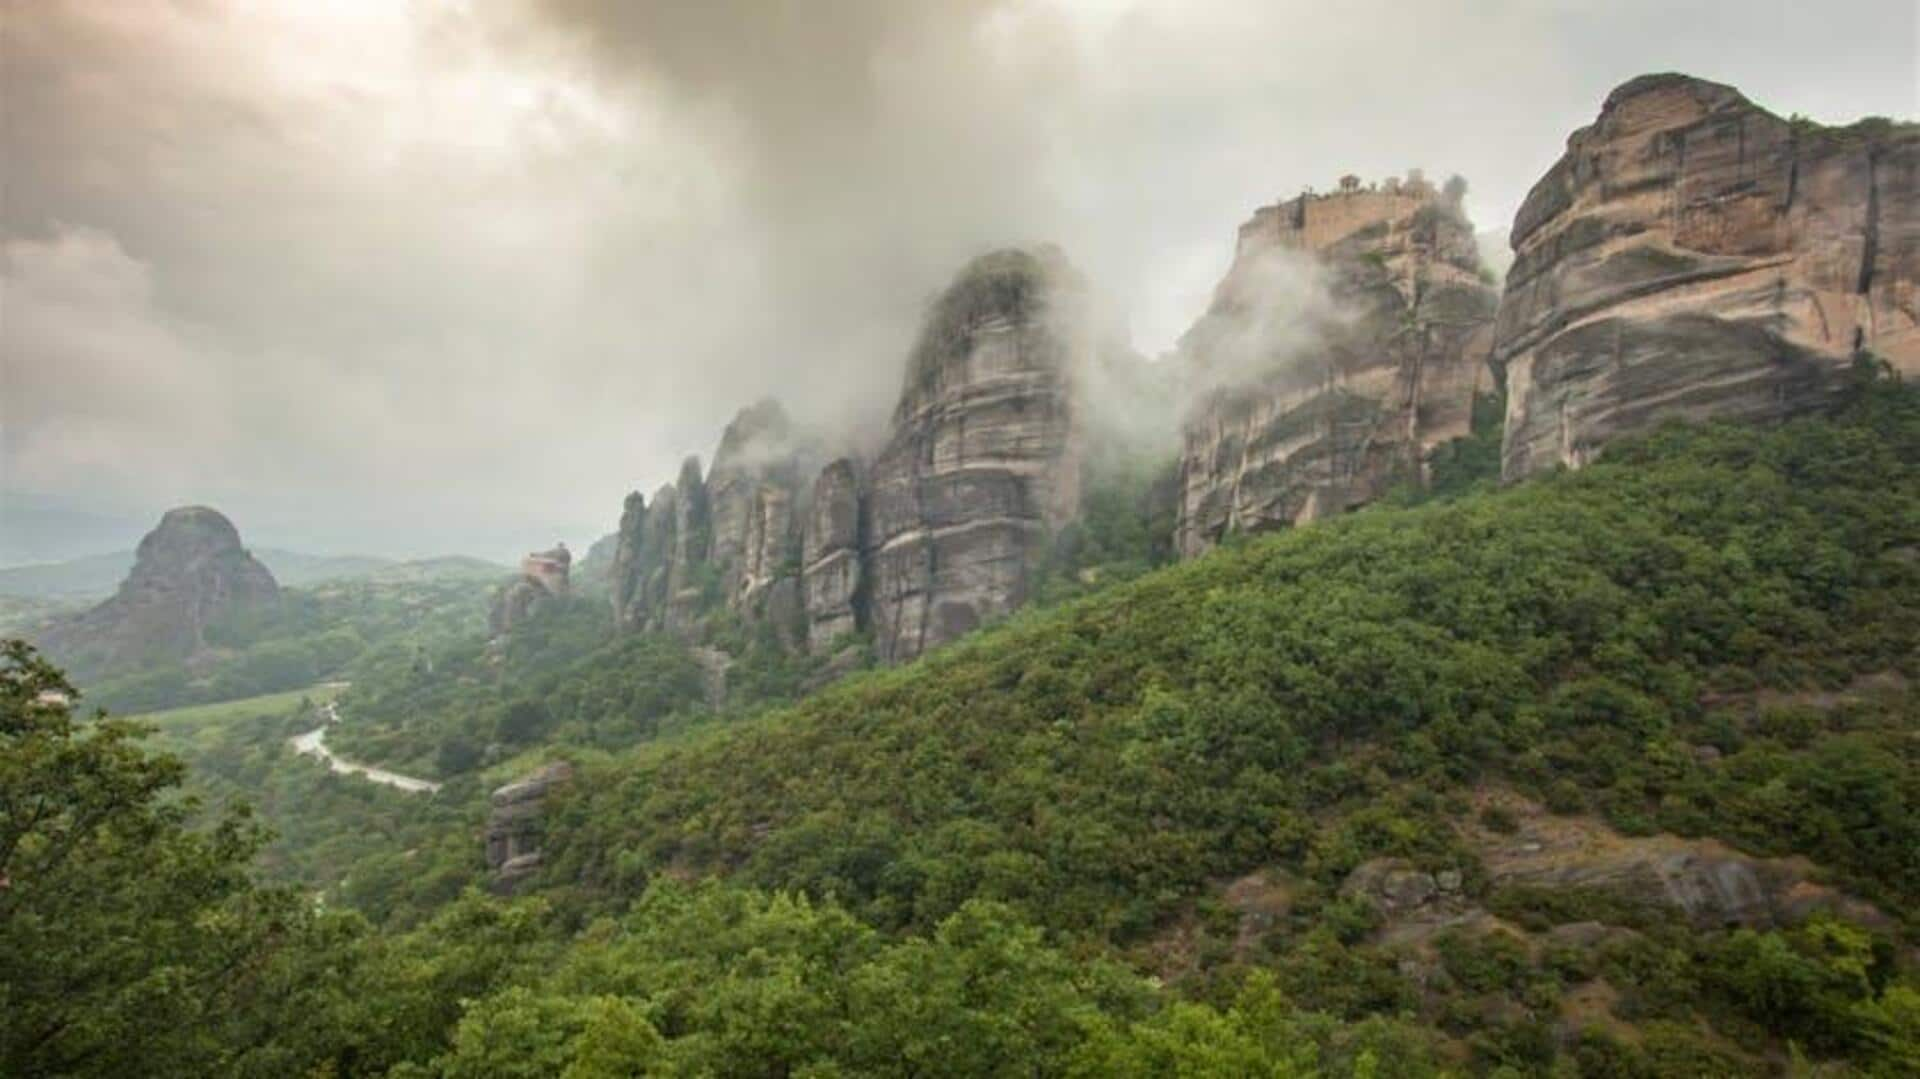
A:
[[3, 0, 1912, 560]]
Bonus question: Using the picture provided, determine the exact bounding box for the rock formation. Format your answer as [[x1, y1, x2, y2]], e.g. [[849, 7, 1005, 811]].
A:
[[606, 247, 1093, 665], [39, 506, 281, 676], [1175, 172, 1500, 557], [865, 248, 1088, 662], [485, 761, 573, 891], [1494, 74, 1920, 480], [488, 543, 571, 637], [800, 457, 867, 653], [705, 400, 817, 647]]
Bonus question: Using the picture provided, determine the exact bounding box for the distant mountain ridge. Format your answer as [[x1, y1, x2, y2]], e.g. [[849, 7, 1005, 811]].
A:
[[0, 547, 510, 600]]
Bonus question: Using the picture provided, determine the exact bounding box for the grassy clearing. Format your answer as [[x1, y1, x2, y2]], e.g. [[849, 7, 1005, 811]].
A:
[[125, 681, 346, 754]]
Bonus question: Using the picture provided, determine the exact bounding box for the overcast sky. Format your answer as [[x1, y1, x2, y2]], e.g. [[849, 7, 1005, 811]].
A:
[[2, 0, 1914, 563]]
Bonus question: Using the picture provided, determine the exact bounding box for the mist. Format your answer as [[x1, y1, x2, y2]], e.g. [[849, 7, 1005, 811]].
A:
[[3, 0, 1914, 563]]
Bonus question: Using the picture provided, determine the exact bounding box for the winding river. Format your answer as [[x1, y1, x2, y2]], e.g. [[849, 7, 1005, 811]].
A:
[[290, 700, 441, 794]]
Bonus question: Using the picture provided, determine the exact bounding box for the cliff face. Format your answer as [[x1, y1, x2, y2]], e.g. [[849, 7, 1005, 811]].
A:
[[705, 400, 817, 647], [609, 403, 816, 645], [1495, 74, 1920, 480], [1176, 176, 1499, 556], [865, 248, 1087, 663], [800, 457, 866, 653], [42, 506, 281, 674], [604, 248, 1091, 666]]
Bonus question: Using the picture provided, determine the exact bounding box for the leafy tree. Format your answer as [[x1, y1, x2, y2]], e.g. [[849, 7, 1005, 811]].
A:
[[0, 639, 361, 1076]]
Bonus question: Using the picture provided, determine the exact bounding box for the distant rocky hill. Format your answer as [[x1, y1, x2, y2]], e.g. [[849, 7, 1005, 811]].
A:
[[37, 506, 281, 676], [0, 547, 508, 600]]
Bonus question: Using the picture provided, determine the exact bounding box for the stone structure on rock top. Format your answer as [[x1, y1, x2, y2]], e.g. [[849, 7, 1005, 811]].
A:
[[489, 542, 571, 636], [1174, 172, 1500, 557]]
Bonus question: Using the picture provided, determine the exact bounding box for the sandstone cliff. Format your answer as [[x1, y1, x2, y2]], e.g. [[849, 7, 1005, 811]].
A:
[[40, 506, 281, 676], [1175, 174, 1500, 556], [865, 248, 1088, 662], [610, 403, 815, 644], [1494, 74, 1919, 480], [605, 248, 1093, 666], [799, 456, 867, 653]]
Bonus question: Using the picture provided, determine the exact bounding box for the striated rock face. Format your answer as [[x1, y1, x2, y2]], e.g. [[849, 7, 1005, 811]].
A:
[[1175, 174, 1499, 557], [705, 400, 817, 647], [488, 543, 571, 637], [41, 506, 280, 675], [609, 402, 819, 647], [1495, 74, 1920, 480], [605, 248, 1099, 666], [485, 761, 573, 892], [866, 248, 1088, 663], [800, 457, 867, 653], [664, 457, 712, 632]]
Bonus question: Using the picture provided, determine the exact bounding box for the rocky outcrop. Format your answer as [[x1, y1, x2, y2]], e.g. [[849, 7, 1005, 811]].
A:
[[866, 248, 1088, 662], [800, 457, 867, 653], [705, 400, 817, 648], [605, 248, 1093, 666], [1175, 173, 1500, 557], [485, 761, 573, 891], [1463, 789, 1889, 931], [488, 543, 571, 636], [1494, 74, 1920, 480], [40, 506, 280, 676], [609, 402, 816, 647]]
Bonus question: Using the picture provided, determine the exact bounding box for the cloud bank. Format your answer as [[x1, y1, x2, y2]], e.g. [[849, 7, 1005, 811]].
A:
[[2, 0, 1913, 560]]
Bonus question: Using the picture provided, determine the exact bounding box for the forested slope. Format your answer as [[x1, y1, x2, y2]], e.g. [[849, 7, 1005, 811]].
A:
[[6, 377, 1917, 1076]]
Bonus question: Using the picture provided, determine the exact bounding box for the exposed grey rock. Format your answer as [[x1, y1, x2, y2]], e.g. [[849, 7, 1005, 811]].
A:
[[705, 400, 817, 626], [1494, 74, 1920, 481], [485, 761, 573, 891], [39, 506, 280, 676], [866, 248, 1088, 662], [1341, 858, 1444, 914], [665, 457, 711, 633], [1176, 173, 1499, 557], [1472, 791, 1892, 930], [800, 457, 867, 653]]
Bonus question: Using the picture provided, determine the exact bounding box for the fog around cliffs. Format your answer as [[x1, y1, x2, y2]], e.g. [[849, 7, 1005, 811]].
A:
[[3, 0, 1915, 562]]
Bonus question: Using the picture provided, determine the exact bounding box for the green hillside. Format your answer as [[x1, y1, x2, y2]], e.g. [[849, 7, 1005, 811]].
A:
[[5, 379, 1917, 1076]]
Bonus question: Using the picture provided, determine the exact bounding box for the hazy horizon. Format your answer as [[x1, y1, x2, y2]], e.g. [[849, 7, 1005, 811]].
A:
[[4, 0, 1915, 564]]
